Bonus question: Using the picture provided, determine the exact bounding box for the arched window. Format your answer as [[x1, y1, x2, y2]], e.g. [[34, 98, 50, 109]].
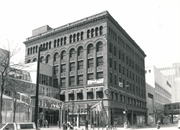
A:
[[78, 46, 83, 56], [64, 37, 66, 45], [43, 43, 46, 49], [87, 30, 90, 39], [56, 39, 59, 47], [70, 35, 72, 43], [33, 58, 37, 62], [36, 46, 38, 53], [70, 48, 75, 58], [54, 53, 59, 62], [28, 48, 30, 55], [46, 55, 50, 63], [30, 47, 32, 54], [33, 47, 35, 53], [61, 51, 66, 60], [99, 26, 103, 35], [46, 42, 48, 50], [96, 42, 103, 52], [54, 40, 56, 48], [77, 33, 80, 41], [61, 38, 63, 45], [49, 41, 51, 49], [40, 56, 44, 63], [87, 44, 93, 54], [91, 28, 94, 37], [73, 34, 76, 42], [95, 27, 98, 36], [81, 32, 83, 40], [40, 44, 43, 49], [27, 59, 31, 63]]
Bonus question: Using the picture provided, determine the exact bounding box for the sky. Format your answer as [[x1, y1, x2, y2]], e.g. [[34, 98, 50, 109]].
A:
[[0, 0, 179, 68]]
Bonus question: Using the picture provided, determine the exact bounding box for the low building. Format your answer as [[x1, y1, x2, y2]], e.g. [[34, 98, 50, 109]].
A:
[[158, 63, 180, 103], [145, 66, 172, 124]]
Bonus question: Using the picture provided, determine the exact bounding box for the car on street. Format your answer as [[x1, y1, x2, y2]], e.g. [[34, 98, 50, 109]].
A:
[[178, 119, 180, 129], [0, 122, 37, 130]]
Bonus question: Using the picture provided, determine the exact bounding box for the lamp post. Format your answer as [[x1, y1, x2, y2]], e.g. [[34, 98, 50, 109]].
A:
[[119, 82, 128, 122], [34, 46, 45, 129]]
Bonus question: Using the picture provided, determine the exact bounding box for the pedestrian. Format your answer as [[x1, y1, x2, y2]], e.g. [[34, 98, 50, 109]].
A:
[[113, 121, 117, 130], [44, 119, 48, 128], [127, 121, 130, 128], [85, 120, 88, 130], [157, 120, 161, 129], [39, 118, 43, 127], [124, 122, 127, 129], [63, 121, 67, 130]]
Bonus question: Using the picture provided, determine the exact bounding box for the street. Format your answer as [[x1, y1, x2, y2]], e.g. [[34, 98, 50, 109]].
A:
[[40, 123, 179, 130]]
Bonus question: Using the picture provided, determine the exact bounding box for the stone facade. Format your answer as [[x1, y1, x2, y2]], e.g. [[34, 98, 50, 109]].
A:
[[24, 11, 147, 127]]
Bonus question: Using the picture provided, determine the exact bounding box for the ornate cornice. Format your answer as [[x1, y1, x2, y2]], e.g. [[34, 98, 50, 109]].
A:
[[24, 11, 109, 44]]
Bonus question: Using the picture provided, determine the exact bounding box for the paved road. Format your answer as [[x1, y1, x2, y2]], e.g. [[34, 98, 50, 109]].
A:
[[40, 123, 179, 130]]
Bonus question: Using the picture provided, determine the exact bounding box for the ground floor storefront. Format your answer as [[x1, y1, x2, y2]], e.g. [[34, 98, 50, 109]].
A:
[[31, 98, 147, 128]]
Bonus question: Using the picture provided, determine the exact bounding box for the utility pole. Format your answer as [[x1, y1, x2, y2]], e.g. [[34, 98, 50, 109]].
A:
[[34, 47, 43, 129]]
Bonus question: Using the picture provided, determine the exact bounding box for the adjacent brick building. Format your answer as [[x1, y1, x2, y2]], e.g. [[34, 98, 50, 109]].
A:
[[24, 11, 147, 127]]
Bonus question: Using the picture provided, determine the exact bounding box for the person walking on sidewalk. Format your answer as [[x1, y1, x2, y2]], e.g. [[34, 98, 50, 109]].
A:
[[157, 120, 161, 129]]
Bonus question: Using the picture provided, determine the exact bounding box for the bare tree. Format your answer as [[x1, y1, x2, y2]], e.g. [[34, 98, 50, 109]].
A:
[[0, 41, 33, 123]]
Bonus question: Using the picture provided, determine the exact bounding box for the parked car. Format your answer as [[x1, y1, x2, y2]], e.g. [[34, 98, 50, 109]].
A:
[[0, 122, 38, 130], [178, 120, 180, 129]]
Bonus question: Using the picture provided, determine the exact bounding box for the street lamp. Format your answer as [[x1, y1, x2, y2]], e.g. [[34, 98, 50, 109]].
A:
[[119, 82, 129, 122]]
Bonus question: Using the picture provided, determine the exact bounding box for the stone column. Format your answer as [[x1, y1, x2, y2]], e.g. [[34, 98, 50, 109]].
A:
[[83, 49, 87, 100], [66, 53, 70, 101], [75, 52, 77, 85], [94, 46, 97, 79]]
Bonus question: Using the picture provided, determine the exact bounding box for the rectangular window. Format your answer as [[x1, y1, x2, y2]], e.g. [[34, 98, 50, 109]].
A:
[[97, 72, 103, 79], [69, 76, 75, 86], [77, 75, 83, 85], [114, 61, 116, 70], [123, 66, 125, 75], [97, 57, 103, 67], [87, 73, 94, 80], [69, 94, 74, 101], [110, 73, 112, 83], [114, 75, 117, 85], [114, 47, 116, 56], [119, 50, 121, 59], [88, 59, 93, 68], [148, 93, 153, 99], [87, 92, 93, 99], [78, 61, 83, 70], [119, 64, 121, 73], [61, 64, 66, 73], [54, 66, 58, 75], [109, 58, 112, 68], [126, 69, 128, 77], [61, 78, 66, 87], [53, 79, 58, 88], [77, 93, 83, 100], [70, 62, 75, 71]]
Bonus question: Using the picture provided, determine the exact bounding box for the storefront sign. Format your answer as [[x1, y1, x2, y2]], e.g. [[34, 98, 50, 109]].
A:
[[87, 78, 103, 85]]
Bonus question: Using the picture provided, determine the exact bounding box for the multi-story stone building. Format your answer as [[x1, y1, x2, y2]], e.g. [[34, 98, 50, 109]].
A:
[[145, 66, 172, 124], [158, 63, 180, 102], [23, 11, 147, 127]]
